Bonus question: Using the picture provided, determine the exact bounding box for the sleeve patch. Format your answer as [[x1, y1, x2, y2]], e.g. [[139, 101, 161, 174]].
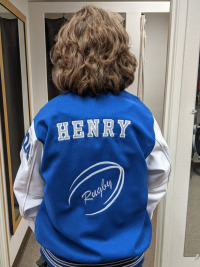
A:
[[22, 129, 34, 164]]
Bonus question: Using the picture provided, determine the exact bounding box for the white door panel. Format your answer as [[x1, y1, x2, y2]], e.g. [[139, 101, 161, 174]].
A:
[[155, 0, 200, 266]]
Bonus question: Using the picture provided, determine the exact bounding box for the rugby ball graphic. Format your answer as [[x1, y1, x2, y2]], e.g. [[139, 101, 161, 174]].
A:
[[68, 161, 125, 215]]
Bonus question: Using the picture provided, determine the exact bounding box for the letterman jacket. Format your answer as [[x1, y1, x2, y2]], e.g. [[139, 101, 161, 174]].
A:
[[14, 90, 171, 267]]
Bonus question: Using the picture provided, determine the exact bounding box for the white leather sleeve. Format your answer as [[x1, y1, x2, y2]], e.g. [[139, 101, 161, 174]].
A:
[[146, 117, 171, 220], [13, 120, 44, 232]]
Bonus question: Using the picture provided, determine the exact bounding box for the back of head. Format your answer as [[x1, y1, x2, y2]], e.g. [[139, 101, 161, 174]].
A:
[[50, 5, 137, 97]]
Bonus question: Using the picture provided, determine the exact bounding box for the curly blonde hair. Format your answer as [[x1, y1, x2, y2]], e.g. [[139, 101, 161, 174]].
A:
[[50, 5, 137, 97]]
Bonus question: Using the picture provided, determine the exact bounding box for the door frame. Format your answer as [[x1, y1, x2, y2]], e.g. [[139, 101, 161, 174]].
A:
[[155, 0, 200, 266], [0, 148, 10, 267]]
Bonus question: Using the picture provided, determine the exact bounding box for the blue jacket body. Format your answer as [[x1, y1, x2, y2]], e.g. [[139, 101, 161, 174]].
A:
[[14, 90, 171, 267]]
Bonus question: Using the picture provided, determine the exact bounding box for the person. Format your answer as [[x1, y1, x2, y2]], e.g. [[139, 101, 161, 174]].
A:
[[13, 5, 171, 267]]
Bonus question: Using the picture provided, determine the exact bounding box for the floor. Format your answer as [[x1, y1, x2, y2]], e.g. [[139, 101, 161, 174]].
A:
[[16, 212, 157, 267]]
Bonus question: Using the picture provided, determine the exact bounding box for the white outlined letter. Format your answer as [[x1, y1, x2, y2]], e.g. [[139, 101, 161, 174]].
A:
[[72, 120, 84, 139], [117, 120, 131, 138], [103, 119, 115, 137], [87, 119, 99, 137], [57, 122, 70, 141]]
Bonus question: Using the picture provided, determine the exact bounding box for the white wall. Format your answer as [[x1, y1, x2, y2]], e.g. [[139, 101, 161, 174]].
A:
[[28, 2, 169, 116], [143, 13, 169, 126]]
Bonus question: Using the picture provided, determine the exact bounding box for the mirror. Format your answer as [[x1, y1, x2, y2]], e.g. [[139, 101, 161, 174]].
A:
[[184, 52, 200, 257], [0, 1, 31, 234]]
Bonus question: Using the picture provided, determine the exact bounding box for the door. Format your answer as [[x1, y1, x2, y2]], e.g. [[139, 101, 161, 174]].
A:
[[155, 0, 200, 266]]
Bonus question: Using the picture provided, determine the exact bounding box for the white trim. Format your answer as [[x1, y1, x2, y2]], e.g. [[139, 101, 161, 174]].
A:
[[155, 0, 200, 266], [0, 174, 10, 267], [0, 117, 10, 267], [46, 247, 139, 266], [0, 182, 9, 267], [42, 246, 144, 267]]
